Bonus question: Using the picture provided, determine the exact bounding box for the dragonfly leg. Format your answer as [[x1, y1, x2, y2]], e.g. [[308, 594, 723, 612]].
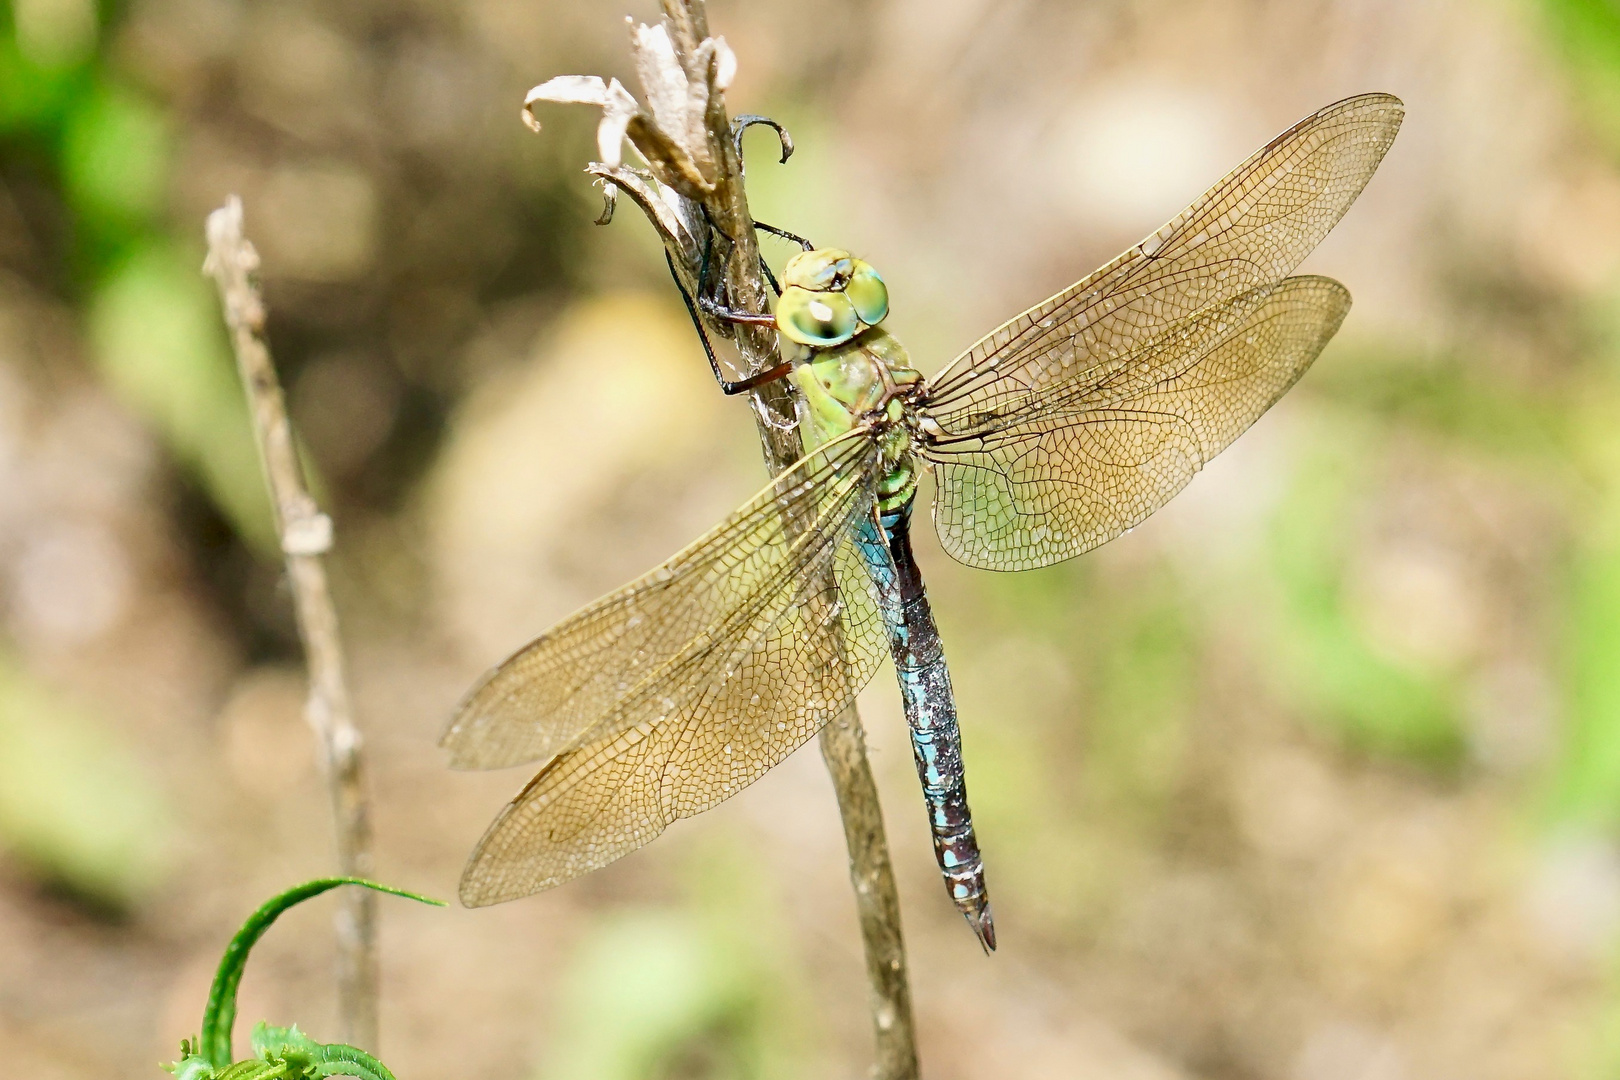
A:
[[758, 253, 782, 297], [665, 208, 795, 394], [696, 206, 806, 305], [694, 213, 782, 327], [754, 219, 815, 252], [694, 215, 759, 316], [667, 251, 792, 396], [698, 295, 777, 326]]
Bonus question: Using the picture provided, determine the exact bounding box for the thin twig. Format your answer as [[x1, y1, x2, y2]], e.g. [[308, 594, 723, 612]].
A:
[[658, 5, 920, 1075], [203, 197, 379, 1051]]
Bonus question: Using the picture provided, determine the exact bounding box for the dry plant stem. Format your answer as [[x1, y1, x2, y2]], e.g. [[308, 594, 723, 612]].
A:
[[203, 197, 379, 1052], [659, 4, 920, 1076], [817, 705, 917, 1078]]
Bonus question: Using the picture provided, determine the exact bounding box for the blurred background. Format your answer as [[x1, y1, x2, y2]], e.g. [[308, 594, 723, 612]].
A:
[[2, 0, 1619, 1077]]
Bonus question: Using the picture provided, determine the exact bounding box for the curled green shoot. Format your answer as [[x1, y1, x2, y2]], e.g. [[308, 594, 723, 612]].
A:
[[171, 877, 444, 1078]]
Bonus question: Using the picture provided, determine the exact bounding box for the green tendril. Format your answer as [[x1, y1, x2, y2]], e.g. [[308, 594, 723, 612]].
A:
[[198, 878, 445, 1070]]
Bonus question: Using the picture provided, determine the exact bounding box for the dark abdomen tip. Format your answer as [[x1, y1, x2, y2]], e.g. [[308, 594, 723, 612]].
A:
[[962, 897, 996, 953]]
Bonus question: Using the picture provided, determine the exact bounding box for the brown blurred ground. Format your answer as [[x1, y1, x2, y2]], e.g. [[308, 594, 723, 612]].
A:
[[4, 1, 1620, 1078]]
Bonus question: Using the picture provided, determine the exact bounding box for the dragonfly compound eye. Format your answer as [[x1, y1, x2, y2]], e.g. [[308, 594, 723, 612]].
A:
[[782, 248, 854, 291], [777, 285, 859, 346], [845, 261, 889, 326]]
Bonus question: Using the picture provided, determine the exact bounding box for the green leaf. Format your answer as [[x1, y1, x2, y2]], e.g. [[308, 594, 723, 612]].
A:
[[250, 1022, 322, 1059], [198, 879, 445, 1070]]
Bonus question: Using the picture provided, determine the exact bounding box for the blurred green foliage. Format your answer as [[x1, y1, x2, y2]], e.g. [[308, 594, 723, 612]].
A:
[[542, 843, 814, 1080], [1536, 0, 1620, 892], [89, 242, 272, 549], [1313, 345, 1566, 462], [62, 83, 169, 252], [0, 653, 171, 907], [1558, 354, 1620, 844], [1268, 414, 1464, 766], [543, 911, 766, 1080], [1563, 519, 1620, 829], [1538, 0, 1620, 156], [0, 0, 270, 548]]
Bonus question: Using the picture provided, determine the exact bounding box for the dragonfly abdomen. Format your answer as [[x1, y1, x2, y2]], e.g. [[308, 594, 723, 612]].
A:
[[861, 505, 995, 952], [895, 631, 992, 937]]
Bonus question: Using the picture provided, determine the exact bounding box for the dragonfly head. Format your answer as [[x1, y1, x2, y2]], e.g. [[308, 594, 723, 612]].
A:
[[776, 248, 889, 349]]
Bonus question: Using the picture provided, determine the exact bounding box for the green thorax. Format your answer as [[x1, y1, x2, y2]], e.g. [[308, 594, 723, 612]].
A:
[[787, 324, 922, 513]]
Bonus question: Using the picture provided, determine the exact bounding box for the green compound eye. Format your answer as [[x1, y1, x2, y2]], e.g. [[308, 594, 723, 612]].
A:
[[845, 261, 889, 326], [777, 286, 859, 347]]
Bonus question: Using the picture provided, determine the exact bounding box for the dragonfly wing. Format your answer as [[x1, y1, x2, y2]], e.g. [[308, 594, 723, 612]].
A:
[[922, 92, 1400, 414], [923, 276, 1351, 570], [442, 433, 880, 770], [446, 434, 889, 906]]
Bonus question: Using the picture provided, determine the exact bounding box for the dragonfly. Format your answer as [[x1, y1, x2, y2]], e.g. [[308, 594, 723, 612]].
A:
[[442, 92, 1403, 951]]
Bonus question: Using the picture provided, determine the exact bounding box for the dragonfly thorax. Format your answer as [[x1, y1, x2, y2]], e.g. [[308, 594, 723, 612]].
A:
[[788, 324, 924, 513], [775, 248, 890, 348], [789, 326, 919, 438]]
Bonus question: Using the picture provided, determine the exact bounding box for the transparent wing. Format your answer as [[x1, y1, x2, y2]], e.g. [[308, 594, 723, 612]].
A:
[[443, 433, 889, 906], [923, 276, 1351, 570], [923, 92, 1401, 414]]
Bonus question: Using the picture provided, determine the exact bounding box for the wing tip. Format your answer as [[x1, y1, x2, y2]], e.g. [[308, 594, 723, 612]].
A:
[[436, 659, 508, 756], [438, 716, 510, 770], [1280, 275, 1354, 337], [457, 881, 494, 908], [439, 693, 566, 771], [458, 834, 556, 908], [1346, 91, 1405, 145], [1272, 92, 1403, 159], [457, 865, 542, 908], [457, 875, 532, 908], [1281, 273, 1353, 306], [1346, 89, 1404, 108], [1327, 90, 1405, 120]]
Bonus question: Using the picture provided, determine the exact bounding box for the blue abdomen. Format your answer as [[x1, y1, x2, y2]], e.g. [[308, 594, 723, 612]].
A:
[[854, 504, 995, 951]]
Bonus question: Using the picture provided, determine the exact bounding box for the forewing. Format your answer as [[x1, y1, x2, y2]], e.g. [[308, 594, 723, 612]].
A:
[[924, 276, 1351, 570], [923, 93, 1400, 416], [447, 434, 889, 906]]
